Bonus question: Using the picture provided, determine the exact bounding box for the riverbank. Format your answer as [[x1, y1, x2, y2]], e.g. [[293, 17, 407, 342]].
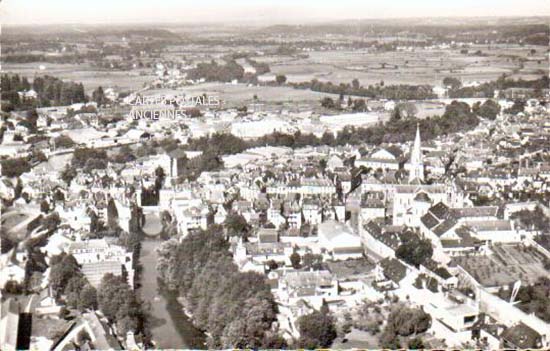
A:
[[139, 240, 206, 349]]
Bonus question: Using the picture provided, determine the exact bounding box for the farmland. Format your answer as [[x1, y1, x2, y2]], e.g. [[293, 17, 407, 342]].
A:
[[253, 44, 547, 86], [2, 62, 155, 94]]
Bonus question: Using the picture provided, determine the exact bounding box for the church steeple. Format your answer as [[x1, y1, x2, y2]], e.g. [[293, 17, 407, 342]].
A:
[[408, 123, 424, 182]]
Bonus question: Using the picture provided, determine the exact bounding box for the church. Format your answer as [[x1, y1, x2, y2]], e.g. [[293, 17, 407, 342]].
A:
[[360, 124, 465, 227], [392, 125, 465, 227]]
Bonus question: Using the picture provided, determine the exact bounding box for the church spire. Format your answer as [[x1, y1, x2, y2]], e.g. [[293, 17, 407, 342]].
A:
[[411, 123, 422, 163], [408, 123, 424, 182]]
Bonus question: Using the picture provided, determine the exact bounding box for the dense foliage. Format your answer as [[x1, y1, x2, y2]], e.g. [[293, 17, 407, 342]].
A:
[[1, 74, 87, 111], [49, 253, 98, 311], [296, 304, 338, 348], [1, 157, 31, 178], [448, 75, 548, 98], [98, 273, 149, 337], [72, 147, 109, 171], [186, 60, 244, 82], [395, 231, 433, 267], [380, 304, 432, 348], [156, 226, 282, 348], [292, 78, 437, 100]]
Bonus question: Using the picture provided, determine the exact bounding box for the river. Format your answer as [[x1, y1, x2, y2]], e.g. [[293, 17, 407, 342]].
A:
[[139, 239, 206, 349]]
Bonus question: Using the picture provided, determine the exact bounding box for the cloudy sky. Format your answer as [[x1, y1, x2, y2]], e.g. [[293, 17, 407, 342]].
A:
[[2, 0, 549, 25]]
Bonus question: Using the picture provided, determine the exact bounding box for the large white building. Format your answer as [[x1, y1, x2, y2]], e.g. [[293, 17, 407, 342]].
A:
[[318, 221, 363, 260], [69, 238, 134, 288]]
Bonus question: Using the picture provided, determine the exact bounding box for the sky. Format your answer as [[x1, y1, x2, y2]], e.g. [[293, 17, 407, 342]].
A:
[[2, 0, 549, 25]]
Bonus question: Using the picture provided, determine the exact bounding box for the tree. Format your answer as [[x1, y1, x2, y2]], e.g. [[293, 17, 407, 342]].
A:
[[78, 285, 98, 311], [352, 78, 360, 90], [92, 86, 106, 106], [443, 77, 462, 90], [224, 213, 250, 239], [505, 100, 525, 115], [296, 307, 337, 348], [25, 109, 39, 132], [395, 102, 418, 119], [352, 99, 367, 112], [266, 260, 279, 271], [380, 324, 401, 349], [473, 99, 501, 120], [275, 75, 287, 85], [156, 226, 279, 348], [290, 252, 301, 269], [386, 305, 432, 336], [42, 212, 61, 232], [49, 253, 81, 297], [321, 131, 335, 146], [1, 157, 31, 178], [408, 336, 425, 349], [54, 135, 76, 149], [106, 198, 119, 231], [40, 200, 50, 213], [391, 106, 402, 121], [320, 97, 336, 109], [61, 166, 77, 185], [395, 231, 433, 267]]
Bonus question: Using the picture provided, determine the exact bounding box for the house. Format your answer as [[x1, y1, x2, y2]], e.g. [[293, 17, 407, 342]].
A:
[[33, 288, 63, 317], [392, 184, 452, 227], [232, 237, 292, 272], [302, 200, 322, 225], [326, 154, 344, 171], [284, 201, 302, 230], [423, 291, 479, 333], [360, 222, 405, 260], [277, 270, 338, 307], [51, 312, 122, 351], [355, 147, 400, 171], [419, 202, 517, 261], [318, 221, 363, 260], [359, 194, 385, 223], [267, 199, 286, 229], [214, 205, 227, 224], [173, 205, 209, 235], [69, 239, 134, 288], [257, 228, 279, 244]]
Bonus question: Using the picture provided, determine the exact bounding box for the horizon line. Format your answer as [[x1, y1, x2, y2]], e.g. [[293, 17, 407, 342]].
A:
[[3, 14, 550, 27]]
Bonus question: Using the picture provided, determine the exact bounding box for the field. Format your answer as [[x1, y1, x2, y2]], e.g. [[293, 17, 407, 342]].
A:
[[452, 244, 549, 287], [143, 82, 341, 109], [2, 62, 156, 94], [254, 44, 548, 86]]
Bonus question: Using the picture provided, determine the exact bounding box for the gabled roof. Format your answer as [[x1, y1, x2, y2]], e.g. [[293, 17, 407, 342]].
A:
[[433, 218, 459, 237]]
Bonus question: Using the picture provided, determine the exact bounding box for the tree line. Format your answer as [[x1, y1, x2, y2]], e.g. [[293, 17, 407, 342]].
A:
[[1, 74, 86, 111], [156, 225, 285, 349], [291, 78, 437, 100], [186, 60, 245, 83], [446, 75, 549, 99]]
